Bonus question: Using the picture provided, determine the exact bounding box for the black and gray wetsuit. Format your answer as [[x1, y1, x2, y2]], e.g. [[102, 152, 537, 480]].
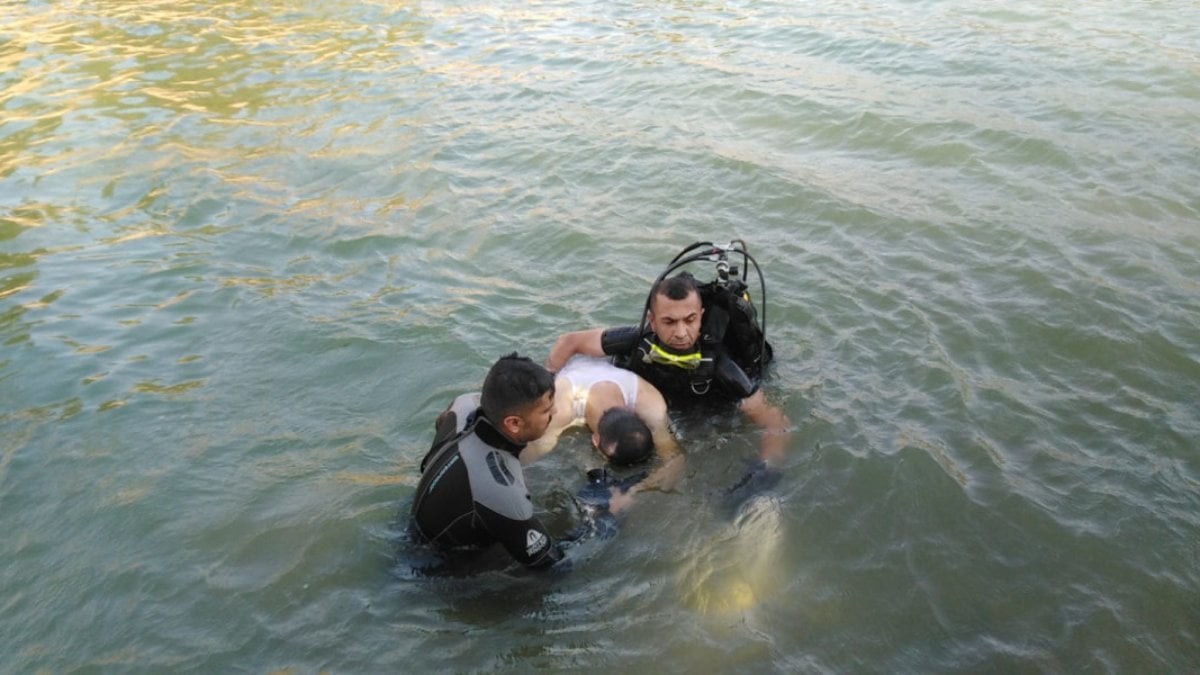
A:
[[410, 393, 562, 569]]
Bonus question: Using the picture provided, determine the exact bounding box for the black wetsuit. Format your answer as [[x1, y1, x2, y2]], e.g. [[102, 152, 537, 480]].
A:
[[410, 393, 562, 569], [601, 326, 758, 410]]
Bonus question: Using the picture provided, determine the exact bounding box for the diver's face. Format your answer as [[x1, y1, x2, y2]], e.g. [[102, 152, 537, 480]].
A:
[[649, 290, 704, 351], [511, 389, 556, 443]]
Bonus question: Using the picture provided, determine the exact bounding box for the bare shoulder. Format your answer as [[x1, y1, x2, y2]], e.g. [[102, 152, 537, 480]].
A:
[[634, 376, 668, 418], [636, 375, 664, 403]]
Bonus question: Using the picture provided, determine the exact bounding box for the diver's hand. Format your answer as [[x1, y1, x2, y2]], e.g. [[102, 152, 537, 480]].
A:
[[577, 468, 647, 514], [723, 459, 781, 510], [647, 452, 684, 492], [608, 487, 635, 514]]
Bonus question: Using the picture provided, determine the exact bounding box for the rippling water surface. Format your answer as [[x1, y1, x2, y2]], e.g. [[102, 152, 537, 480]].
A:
[[2, 0, 1199, 671]]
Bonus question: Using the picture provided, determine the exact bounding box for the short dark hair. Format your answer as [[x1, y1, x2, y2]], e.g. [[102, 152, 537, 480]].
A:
[[597, 408, 653, 466], [480, 353, 555, 422], [650, 272, 700, 310]]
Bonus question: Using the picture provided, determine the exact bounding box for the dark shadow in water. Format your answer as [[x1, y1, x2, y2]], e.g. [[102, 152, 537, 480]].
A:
[[384, 497, 582, 626], [386, 472, 643, 582], [672, 405, 791, 520], [719, 458, 783, 518]]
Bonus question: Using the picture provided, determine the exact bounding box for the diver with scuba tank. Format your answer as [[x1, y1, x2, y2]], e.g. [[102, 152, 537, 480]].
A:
[[546, 241, 790, 496]]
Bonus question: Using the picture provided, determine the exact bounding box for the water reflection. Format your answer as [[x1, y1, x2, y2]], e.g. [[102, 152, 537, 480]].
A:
[[3, 0, 1200, 671], [677, 495, 786, 616]]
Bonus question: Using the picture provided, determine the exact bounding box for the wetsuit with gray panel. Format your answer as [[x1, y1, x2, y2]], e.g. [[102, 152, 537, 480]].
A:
[[410, 393, 562, 569]]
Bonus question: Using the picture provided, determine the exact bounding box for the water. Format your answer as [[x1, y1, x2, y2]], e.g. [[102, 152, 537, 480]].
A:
[[3, 0, 1199, 671]]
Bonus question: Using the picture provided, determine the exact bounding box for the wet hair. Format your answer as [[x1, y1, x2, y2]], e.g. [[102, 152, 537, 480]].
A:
[[597, 408, 653, 466], [650, 272, 700, 311], [480, 352, 555, 422]]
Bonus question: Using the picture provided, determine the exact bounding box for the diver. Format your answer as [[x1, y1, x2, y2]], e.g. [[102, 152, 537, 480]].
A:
[[409, 353, 567, 570], [520, 354, 684, 487], [546, 242, 790, 499]]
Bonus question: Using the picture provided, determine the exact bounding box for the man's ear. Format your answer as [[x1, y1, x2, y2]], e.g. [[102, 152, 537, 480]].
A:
[[502, 414, 524, 438], [591, 431, 600, 448]]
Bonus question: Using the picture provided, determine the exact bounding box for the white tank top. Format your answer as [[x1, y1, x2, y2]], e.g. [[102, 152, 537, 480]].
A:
[[557, 355, 640, 422]]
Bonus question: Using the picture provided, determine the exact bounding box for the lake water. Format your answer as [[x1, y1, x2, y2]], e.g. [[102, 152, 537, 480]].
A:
[[2, 0, 1199, 671]]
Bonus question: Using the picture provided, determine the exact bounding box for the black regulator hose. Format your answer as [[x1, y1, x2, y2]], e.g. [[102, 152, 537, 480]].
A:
[[636, 241, 769, 365]]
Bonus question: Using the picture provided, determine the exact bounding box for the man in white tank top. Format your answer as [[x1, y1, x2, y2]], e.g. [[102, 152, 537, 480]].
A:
[[520, 355, 682, 496]]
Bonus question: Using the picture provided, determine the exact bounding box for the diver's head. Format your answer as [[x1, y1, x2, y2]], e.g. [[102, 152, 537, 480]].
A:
[[648, 273, 704, 352], [593, 408, 653, 466], [481, 352, 556, 444]]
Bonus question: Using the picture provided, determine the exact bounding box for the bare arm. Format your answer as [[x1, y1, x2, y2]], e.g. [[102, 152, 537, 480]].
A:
[[609, 380, 683, 513], [519, 382, 572, 466], [519, 425, 564, 466], [739, 388, 791, 466], [637, 380, 683, 490], [546, 328, 606, 372]]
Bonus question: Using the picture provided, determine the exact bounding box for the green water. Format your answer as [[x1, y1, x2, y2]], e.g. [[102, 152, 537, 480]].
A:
[[2, 0, 1198, 671]]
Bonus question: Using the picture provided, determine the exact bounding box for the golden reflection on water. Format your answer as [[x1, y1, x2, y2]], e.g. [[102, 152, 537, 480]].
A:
[[131, 379, 206, 396], [2, 0, 1197, 670], [0, 272, 35, 301], [3, 397, 85, 424], [677, 495, 786, 617], [335, 471, 415, 486], [21, 289, 64, 310], [1, 0, 432, 235]]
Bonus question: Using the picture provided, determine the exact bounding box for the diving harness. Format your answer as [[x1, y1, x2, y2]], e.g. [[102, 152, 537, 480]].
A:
[[630, 240, 773, 397]]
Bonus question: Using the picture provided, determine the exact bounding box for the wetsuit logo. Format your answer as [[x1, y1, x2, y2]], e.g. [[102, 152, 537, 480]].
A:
[[526, 529, 548, 556], [485, 451, 515, 486]]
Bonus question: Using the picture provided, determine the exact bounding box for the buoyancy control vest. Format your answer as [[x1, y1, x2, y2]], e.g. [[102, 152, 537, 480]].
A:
[[602, 241, 774, 407]]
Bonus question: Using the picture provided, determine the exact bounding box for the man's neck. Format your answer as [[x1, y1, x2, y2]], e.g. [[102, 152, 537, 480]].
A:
[[475, 412, 525, 455], [584, 381, 625, 430]]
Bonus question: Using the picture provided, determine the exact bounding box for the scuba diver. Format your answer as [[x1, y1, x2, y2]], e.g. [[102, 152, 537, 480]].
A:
[[409, 353, 567, 569], [546, 241, 790, 497]]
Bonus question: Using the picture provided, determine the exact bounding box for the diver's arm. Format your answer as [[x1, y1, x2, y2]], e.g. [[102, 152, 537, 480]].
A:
[[607, 383, 683, 514], [478, 505, 563, 569], [614, 444, 681, 511], [634, 381, 683, 492], [519, 425, 563, 466], [739, 389, 790, 466], [520, 378, 572, 466], [546, 328, 605, 372]]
